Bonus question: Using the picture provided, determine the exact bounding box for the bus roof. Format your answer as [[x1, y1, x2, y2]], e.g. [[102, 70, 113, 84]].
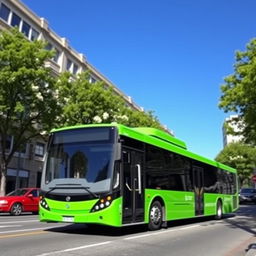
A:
[[51, 123, 236, 174]]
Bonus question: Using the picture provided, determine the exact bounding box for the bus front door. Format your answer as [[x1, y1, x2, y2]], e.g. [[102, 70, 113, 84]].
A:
[[122, 149, 144, 225], [193, 166, 204, 216]]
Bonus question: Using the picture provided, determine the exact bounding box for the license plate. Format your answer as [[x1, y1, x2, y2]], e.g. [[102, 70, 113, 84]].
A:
[[63, 216, 74, 222]]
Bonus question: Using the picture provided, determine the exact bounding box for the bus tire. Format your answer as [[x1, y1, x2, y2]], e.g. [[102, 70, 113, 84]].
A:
[[148, 200, 163, 231], [214, 200, 223, 220]]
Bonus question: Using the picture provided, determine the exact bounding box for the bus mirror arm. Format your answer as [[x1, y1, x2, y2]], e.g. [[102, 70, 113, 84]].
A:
[[136, 164, 142, 194]]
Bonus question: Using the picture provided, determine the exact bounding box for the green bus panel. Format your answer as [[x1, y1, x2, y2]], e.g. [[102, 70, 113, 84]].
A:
[[39, 197, 123, 227], [145, 190, 238, 223], [145, 189, 195, 221]]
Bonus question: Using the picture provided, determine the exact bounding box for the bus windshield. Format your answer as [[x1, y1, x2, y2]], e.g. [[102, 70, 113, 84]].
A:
[[44, 127, 116, 193]]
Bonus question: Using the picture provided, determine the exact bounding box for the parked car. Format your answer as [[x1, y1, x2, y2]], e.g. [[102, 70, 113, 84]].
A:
[[0, 188, 40, 215], [239, 188, 256, 204]]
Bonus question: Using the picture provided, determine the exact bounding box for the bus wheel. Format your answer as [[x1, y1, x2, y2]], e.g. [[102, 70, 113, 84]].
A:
[[148, 201, 163, 231], [10, 203, 23, 216], [215, 200, 223, 220]]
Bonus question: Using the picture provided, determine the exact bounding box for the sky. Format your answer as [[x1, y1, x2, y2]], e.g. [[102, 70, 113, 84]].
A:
[[22, 0, 256, 159]]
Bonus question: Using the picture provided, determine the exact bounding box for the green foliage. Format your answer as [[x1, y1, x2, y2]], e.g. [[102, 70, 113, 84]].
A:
[[215, 143, 256, 187], [0, 28, 60, 195], [219, 38, 256, 144], [123, 108, 163, 129], [56, 72, 163, 129]]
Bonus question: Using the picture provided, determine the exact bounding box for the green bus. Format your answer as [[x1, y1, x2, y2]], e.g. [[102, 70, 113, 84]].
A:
[[39, 124, 238, 230]]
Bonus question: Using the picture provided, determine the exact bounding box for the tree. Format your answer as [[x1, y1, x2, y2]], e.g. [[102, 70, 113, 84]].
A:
[[56, 72, 163, 129], [0, 29, 60, 195], [215, 143, 256, 187], [123, 108, 163, 129], [219, 38, 256, 144]]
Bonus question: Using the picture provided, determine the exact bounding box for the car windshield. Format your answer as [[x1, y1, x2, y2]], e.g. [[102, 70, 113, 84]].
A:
[[44, 127, 116, 193], [7, 189, 28, 196], [241, 188, 256, 193]]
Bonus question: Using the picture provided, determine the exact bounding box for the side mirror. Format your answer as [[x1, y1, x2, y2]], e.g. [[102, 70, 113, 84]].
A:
[[115, 142, 121, 160], [27, 194, 33, 198]]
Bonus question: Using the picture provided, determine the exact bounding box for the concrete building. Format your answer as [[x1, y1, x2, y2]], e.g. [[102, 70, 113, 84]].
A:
[[0, 0, 148, 193], [222, 115, 244, 147]]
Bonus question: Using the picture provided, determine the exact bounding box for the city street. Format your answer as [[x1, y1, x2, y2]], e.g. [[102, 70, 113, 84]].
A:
[[0, 205, 255, 256]]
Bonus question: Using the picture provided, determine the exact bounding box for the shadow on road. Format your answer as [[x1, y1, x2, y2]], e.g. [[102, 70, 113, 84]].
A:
[[223, 205, 256, 236], [45, 205, 256, 238], [45, 213, 234, 237]]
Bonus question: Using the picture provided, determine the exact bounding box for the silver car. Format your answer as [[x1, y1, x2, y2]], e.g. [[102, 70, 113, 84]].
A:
[[239, 188, 256, 204]]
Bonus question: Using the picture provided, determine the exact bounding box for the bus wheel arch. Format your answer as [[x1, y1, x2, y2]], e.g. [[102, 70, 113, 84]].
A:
[[148, 197, 165, 231], [214, 199, 223, 220]]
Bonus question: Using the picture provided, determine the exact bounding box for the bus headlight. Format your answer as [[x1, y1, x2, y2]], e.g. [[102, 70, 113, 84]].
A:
[[40, 197, 50, 211], [91, 196, 112, 212]]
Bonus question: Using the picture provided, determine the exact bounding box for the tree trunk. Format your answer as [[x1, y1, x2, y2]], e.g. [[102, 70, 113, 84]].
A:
[[0, 164, 7, 196]]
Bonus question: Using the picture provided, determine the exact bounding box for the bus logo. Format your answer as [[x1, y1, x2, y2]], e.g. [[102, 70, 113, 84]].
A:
[[66, 196, 71, 202]]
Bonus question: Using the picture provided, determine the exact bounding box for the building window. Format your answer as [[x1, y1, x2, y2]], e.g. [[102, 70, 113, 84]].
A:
[[73, 64, 78, 75], [15, 142, 27, 154], [66, 58, 72, 71], [21, 21, 30, 37], [0, 3, 10, 22], [89, 76, 97, 83], [30, 28, 39, 41], [11, 12, 21, 28], [35, 142, 45, 157], [0, 135, 13, 153], [45, 42, 53, 51], [53, 48, 60, 63]]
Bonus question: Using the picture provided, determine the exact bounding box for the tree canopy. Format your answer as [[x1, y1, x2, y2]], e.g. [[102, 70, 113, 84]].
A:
[[219, 38, 256, 144], [215, 143, 256, 187], [0, 29, 60, 195], [0, 28, 164, 195], [56, 72, 163, 129]]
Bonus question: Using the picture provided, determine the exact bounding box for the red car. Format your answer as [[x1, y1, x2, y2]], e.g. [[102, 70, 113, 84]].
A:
[[0, 188, 40, 216]]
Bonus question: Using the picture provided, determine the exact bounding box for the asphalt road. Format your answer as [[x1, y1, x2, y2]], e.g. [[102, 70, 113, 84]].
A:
[[0, 205, 256, 256]]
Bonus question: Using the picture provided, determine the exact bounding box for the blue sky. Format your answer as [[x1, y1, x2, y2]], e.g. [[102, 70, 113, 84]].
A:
[[22, 0, 256, 159]]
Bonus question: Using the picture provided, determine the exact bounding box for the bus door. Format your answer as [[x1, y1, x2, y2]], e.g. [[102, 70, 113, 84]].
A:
[[192, 166, 204, 216], [122, 149, 144, 224]]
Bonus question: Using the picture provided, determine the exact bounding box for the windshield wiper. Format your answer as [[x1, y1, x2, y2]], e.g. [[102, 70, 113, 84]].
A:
[[45, 185, 99, 198]]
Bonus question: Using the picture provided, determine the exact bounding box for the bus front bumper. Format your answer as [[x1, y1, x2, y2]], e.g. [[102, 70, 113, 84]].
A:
[[39, 197, 122, 227]]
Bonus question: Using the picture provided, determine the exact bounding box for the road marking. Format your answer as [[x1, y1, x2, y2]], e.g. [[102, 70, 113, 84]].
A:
[[0, 220, 39, 224], [35, 241, 112, 256], [124, 224, 200, 240], [0, 225, 21, 228], [124, 233, 152, 240], [178, 224, 200, 230], [0, 225, 61, 234], [0, 230, 47, 239]]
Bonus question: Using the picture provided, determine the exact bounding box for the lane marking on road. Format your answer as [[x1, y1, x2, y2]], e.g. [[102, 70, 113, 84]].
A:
[[124, 224, 200, 240], [0, 225, 62, 234], [178, 224, 200, 230], [0, 225, 21, 228], [0, 220, 39, 224], [0, 230, 47, 239], [124, 233, 152, 240], [35, 241, 112, 256]]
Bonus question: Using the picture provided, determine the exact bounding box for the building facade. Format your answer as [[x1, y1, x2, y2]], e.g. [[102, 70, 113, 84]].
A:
[[222, 115, 244, 147], [0, 0, 145, 193]]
